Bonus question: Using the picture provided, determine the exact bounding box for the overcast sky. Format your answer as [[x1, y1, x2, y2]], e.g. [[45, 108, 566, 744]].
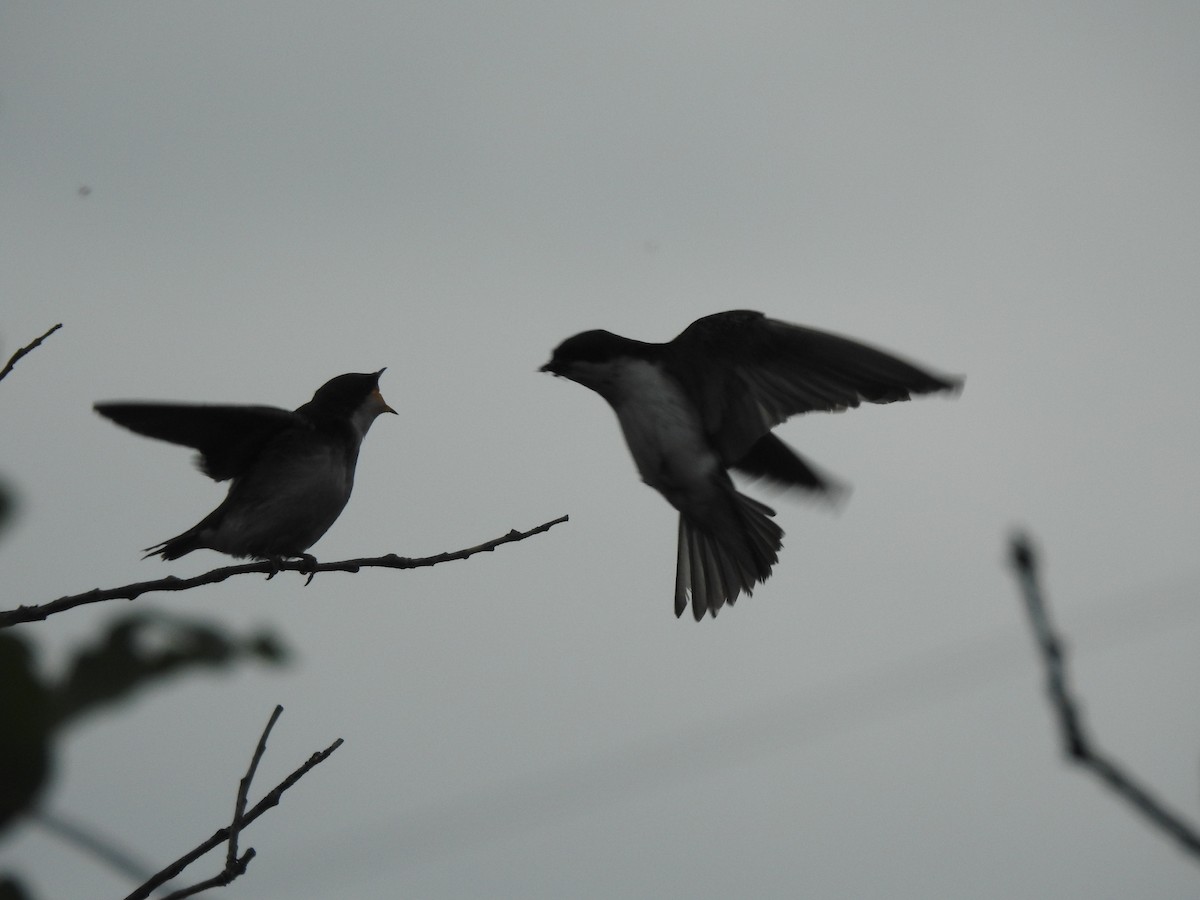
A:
[[3, 2, 1200, 898]]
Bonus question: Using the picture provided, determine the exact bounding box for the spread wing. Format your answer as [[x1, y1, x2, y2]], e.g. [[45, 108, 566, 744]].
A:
[[93, 402, 301, 481], [669, 310, 963, 465]]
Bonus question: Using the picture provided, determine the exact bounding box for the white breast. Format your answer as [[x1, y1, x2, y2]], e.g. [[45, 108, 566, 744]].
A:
[[604, 359, 719, 500]]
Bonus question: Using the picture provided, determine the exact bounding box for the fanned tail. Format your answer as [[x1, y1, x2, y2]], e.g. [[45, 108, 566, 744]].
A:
[[675, 491, 783, 621]]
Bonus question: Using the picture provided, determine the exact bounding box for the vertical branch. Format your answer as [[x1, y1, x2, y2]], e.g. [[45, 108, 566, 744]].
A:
[[226, 704, 282, 873], [1008, 532, 1200, 862]]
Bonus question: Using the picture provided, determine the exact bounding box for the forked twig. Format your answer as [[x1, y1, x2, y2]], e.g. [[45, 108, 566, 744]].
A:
[[126, 706, 342, 900]]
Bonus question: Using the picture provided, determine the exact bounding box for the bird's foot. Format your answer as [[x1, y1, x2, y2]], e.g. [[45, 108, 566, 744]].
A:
[[260, 554, 318, 583], [297, 553, 319, 586]]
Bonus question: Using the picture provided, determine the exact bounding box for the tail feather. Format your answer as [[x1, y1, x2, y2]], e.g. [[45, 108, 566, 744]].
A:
[[675, 491, 784, 620], [143, 528, 202, 560]]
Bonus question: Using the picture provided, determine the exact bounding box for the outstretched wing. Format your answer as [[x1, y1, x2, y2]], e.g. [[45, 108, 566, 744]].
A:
[[669, 310, 962, 465], [93, 403, 300, 481]]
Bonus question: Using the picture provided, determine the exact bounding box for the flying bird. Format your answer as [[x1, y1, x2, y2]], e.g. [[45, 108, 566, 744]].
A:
[[95, 370, 396, 565], [541, 310, 961, 620]]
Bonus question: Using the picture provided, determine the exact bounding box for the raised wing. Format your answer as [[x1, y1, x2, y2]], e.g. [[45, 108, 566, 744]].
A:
[[93, 403, 300, 481], [670, 310, 962, 464]]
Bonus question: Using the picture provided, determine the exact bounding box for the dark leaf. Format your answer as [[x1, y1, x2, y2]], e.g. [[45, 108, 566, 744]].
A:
[[52, 612, 288, 727], [0, 635, 53, 834]]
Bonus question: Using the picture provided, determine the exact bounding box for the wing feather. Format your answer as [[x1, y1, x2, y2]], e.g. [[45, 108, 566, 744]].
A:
[[93, 403, 300, 481], [670, 310, 962, 464]]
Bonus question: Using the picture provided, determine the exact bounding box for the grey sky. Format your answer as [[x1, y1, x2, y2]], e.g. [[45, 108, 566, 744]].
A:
[[3, 2, 1200, 897]]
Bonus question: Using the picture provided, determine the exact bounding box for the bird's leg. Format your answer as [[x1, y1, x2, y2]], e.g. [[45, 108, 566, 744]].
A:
[[297, 553, 319, 585], [260, 554, 318, 582], [262, 556, 284, 580]]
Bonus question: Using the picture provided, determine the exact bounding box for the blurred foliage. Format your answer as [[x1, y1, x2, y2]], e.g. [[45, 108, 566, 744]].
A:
[[0, 613, 288, 837], [0, 636, 51, 836], [51, 610, 287, 727], [0, 478, 14, 541], [0, 875, 32, 900]]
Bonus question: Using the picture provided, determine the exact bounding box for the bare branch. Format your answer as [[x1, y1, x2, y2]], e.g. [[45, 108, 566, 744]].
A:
[[1007, 532, 1200, 862], [226, 705, 282, 873], [125, 706, 343, 900], [1, 514, 569, 628], [0, 323, 63, 384]]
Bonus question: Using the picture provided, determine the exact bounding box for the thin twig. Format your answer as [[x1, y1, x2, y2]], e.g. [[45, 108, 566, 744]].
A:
[[1, 514, 569, 627], [125, 709, 343, 900], [226, 706, 283, 872], [1008, 532, 1200, 862], [0, 323, 63, 384], [157, 705, 286, 899], [159, 849, 255, 900]]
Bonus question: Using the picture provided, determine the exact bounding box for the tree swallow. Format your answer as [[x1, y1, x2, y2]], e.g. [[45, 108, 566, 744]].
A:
[[95, 371, 396, 565], [541, 310, 962, 620]]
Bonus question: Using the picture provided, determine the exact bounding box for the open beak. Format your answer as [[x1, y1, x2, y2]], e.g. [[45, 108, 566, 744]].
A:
[[374, 390, 397, 415], [373, 368, 398, 414]]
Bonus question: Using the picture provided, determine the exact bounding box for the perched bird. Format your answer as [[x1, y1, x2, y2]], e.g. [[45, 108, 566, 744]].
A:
[[541, 310, 961, 620], [95, 370, 396, 565]]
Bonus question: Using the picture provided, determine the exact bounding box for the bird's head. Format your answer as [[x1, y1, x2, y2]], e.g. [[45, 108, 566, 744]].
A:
[[540, 330, 630, 376], [305, 369, 397, 433]]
